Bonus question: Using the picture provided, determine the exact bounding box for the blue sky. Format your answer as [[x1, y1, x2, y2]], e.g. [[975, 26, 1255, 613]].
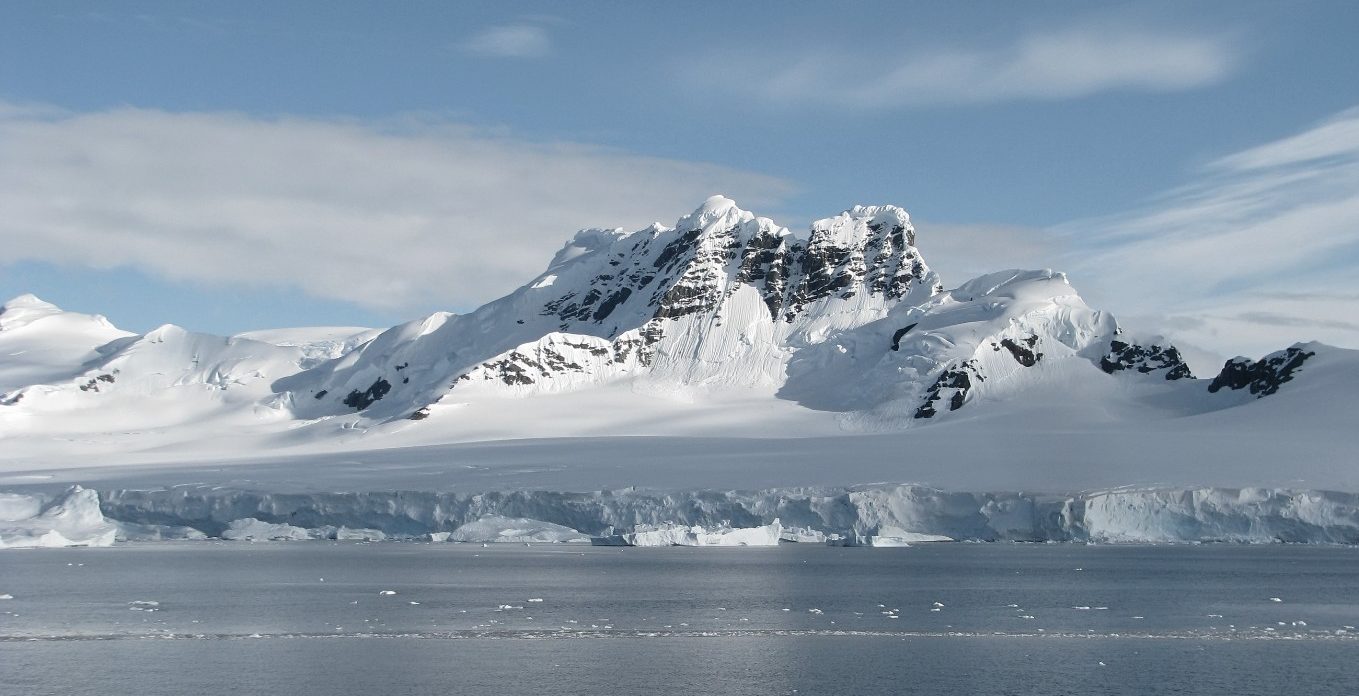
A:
[[2, 1, 1357, 360]]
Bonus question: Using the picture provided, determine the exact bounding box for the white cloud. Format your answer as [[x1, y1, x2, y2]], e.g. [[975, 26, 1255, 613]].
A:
[[911, 221, 1068, 285], [689, 23, 1237, 108], [0, 103, 794, 312], [461, 24, 551, 58], [1056, 107, 1359, 358]]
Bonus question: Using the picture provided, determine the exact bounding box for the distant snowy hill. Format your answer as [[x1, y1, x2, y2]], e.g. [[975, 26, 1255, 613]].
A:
[[0, 294, 133, 393], [0, 196, 1354, 492]]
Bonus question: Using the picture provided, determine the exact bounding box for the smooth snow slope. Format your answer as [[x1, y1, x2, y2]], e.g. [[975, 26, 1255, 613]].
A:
[[0, 294, 133, 393]]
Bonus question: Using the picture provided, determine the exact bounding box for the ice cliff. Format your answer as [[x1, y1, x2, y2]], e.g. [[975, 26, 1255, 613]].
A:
[[0, 486, 117, 548], [58, 484, 1359, 546]]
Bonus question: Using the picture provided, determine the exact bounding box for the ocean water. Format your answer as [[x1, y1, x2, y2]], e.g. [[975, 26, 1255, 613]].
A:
[[2, 543, 1357, 695]]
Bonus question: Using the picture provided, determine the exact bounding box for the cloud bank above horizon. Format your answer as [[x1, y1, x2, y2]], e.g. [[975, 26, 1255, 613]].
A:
[[1057, 107, 1359, 359], [2, 97, 1358, 360], [0, 102, 793, 313], [685, 21, 1240, 108]]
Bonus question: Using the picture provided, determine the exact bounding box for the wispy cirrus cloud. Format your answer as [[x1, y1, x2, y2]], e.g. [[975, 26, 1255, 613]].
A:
[[0, 102, 794, 313], [910, 221, 1069, 286], [687, 23, 1239, 108], [1058, 107, 1359, 358], [460, 23, 552, 58]]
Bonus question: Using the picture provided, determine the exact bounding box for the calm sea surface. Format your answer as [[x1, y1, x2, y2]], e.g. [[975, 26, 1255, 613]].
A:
[[2, 543, 1357, 695]]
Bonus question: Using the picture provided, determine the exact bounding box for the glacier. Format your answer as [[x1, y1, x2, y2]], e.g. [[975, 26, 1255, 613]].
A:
[[0, 483, 1323, 547]]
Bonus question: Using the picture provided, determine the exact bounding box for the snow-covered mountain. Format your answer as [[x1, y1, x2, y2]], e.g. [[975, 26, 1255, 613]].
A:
[[274, 196, 942, 423], [0, 196, 1351, 470]]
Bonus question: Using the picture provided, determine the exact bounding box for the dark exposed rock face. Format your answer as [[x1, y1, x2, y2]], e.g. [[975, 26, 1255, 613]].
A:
[[343, 379, 391, 410], [538, 207, 934, 335], [1208, 346, 1315, 397], [999, 335, 1042, 367], [454, 320, 667, 389], [734, 230, 793, 320], [915, 361, 982, 419], [890, 323, 918, 351], [782, 219, 926, 321], [1100, 340, 1194, 380], [78, 373, 117, 393]]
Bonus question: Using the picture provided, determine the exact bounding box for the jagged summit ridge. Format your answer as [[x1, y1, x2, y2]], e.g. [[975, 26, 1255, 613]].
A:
[[278, 196, 943, 421]]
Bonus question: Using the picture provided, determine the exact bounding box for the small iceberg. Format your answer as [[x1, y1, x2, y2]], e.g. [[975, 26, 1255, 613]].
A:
[[330, 526, 387, 541], [779, 526, 831, 543], [0, 486, 117, 549], [221, 518, 313, 541], [449, 515, 589, 544], [827, 527, 953, 547], [608, 520, 784, 547]]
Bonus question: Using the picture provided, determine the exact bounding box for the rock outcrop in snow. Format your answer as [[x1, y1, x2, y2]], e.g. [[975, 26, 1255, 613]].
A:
[[1209, 343, 1317, 397], [1099, 339, 1194, 380], [777, 269, 1129, 422]]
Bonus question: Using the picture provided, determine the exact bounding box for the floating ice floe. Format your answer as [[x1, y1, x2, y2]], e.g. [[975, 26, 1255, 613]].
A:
[[221, 518, 313, 541], [604, 519, 783, 547], [779, 526, 833, 544], [330, 527, 387, 541], [449, 516, 589, 544], [827, 525, 954, 547]]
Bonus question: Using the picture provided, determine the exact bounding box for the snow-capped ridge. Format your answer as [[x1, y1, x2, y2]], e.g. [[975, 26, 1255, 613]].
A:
[[0, 293, 119, 335], [0, 293, 63, 326], [680, 194, 756, 228], [0, 197, 1347, 461], [276, 197, 942, 421], [0, 294, 135, 394], [780, 266, 1119, 421], [547, 227, 631, 269]]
